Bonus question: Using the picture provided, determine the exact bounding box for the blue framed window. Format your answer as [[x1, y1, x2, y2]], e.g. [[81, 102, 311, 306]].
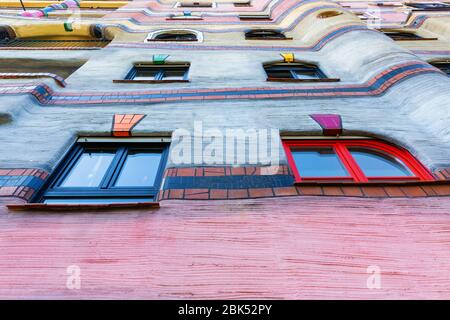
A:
[[264, 62, 338, 82], [37, 142, 169, 204], [123, 63, 190, 82]]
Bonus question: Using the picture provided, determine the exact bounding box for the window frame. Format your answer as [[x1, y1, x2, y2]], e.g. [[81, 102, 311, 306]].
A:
[[379, 29, 437, 41], [114, 62, 190, 83], [149, 32, 198, 42], [37, 142, 169, 203], [244, 29, 291, 40], [283, 139, 434, 183], [264, 62, 339, 82]]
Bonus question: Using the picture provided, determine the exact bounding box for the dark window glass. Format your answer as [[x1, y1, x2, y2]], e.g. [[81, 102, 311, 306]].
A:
[[383, 32, 423, 40], [154, 32, 197, 41], [128, 65, 189, 81], [245, 30, 286, 39], [114, 151, 162, 187], [265, 64, 325, 80], [291, 148, 349, 177], [349, 148, 412, 177], [60, 151, 114, 187], [430, 61, 450, 76]]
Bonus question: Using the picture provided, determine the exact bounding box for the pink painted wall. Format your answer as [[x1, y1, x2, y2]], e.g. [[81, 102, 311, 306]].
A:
[[0, 196, 450, 299]]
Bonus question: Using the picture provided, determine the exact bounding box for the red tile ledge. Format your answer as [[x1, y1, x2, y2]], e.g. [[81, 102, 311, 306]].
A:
[[294, 180, 448, 186], [7, 202, 160, 212]]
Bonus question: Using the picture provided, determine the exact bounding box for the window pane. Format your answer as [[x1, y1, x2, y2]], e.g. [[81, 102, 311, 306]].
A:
[[293, 70, 319, 79], [134, 68, 159, 80], [349, 148, 413, 177], [163, 67, 187, 80], [60, 151, 115, 187], [291, 148, 349, 177], [114, 151, 162, 187], [266, 68, 294, 79]]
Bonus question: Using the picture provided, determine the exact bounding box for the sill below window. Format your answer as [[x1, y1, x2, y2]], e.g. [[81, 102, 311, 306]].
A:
[[166, 17, 204, 21], [240, 18, 272, 21], [113, 79, 189, 84], [146, 39, 199, 42], [294, 180, 442, 187], [391, 38, 438, 41], [7, 202, 160, 212], [245, 37, 293, 40], [267, 77, 340, 83]]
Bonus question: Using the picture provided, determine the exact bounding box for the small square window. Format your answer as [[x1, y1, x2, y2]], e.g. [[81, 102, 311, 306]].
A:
[[115, 63, 190, 83], [380, 30, 437, 41], [239, 14, 271, 20], [234, 1, 252, 7], [178, 2, 214, 8], [37, 142, 169, 204], [264, 62, 338, 82]]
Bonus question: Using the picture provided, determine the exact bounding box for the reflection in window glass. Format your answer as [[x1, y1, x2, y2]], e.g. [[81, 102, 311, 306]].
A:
[[349, 148, 412, 177], [60, 152, 114, 187], [291, 148, 349, 177], [114, 151, 162, 187]]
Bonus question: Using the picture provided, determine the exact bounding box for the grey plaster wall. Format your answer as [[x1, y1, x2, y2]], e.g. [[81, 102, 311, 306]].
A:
[[0, 23, 449, 174]]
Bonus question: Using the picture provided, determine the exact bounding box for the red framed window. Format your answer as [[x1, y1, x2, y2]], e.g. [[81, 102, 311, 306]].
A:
[[283, 139, 434, 183]]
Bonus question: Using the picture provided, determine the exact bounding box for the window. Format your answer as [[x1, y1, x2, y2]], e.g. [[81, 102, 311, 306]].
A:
[[114, 62, 190, 83], [150, 31, 198, 42], [380, 30, 437, 41], [283, 139, 433, 183], [406, 2, 450, 10], [167, 13, 203, 20], [239, 14, 271, 20], [245, 29, 290, 40], [430, 60, 450, 76], [177, 2, 214, 8], [264, 62, 339, 82], [37, 141, 169, 204], [0, 39, 110, 48], [234, 1, 251, 7]]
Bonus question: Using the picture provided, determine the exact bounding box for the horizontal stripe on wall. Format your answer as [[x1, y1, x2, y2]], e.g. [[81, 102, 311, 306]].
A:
[[22, 62, 444, 106]]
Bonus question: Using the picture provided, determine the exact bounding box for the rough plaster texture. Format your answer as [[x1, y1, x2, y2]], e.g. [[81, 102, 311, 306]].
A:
[[0, 0, 449, 172]]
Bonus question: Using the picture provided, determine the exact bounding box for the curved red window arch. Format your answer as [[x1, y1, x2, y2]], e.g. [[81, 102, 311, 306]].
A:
[[283, 139, 434, 183]]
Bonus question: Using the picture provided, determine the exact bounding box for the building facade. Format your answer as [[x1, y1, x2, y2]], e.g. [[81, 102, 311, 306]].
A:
[[0, 0, 449, 299]]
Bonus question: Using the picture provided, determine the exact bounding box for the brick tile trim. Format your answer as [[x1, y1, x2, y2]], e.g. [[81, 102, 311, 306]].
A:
[[164, 165, 290, 177], [0, 169, 48, 201], [159, 182, 450, 201], [112, 114, 146, 137], [434, 168, 450, 180], [0, 62, 442, 106]]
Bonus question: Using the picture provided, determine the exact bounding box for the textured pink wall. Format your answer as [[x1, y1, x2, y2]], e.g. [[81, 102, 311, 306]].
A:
[[1, 196, 450, 299]]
